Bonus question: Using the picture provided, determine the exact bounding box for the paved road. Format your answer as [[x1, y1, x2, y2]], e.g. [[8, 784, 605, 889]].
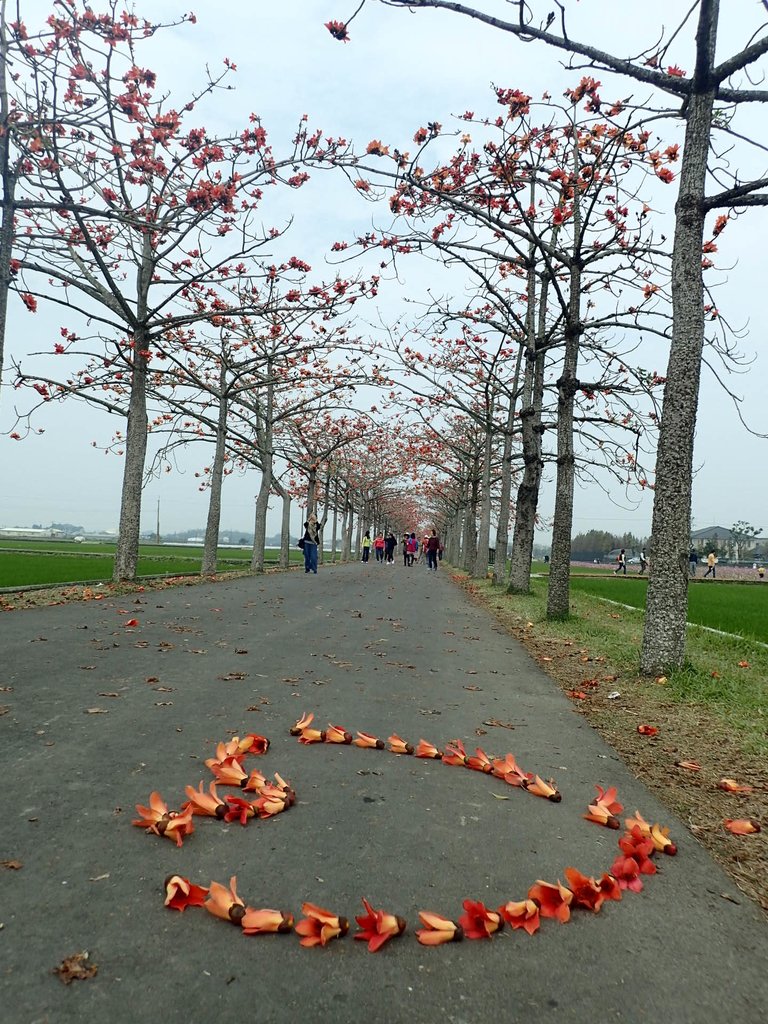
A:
[[1, 563, 765, 1023]]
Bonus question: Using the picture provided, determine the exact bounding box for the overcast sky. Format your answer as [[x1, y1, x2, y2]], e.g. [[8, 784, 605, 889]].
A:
[[1, 0, 766, 541]]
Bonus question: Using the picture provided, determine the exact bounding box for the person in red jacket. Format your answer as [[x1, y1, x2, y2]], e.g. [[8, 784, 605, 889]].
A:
[[426, 529, 441, 571]]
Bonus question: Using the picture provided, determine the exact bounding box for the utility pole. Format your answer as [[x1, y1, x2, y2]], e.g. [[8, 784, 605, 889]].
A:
[[155, 499, 160, 546]]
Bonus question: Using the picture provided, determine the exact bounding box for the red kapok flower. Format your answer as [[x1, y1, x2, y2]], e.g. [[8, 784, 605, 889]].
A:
[[458, 899, 504, 939], [290, 711, 314, 735], [610, 854, 644, 893], [724, 818, 761, 835], [205, 876, 246, 924], [236, 733, 270, 755], [325, 724, 353, 744], [388, 734, 414, 755], [416, 911, 464, 946], [324, 19, 349, 42], [465, 748, 493, 773], [442, 738, 468, 767], [205, 755, 248, 786], [354, 898, 406, 952], [223, 795, 258, 826], [183, 780, 226, 819], [414, 738, 443, 759], [564, 867, 605, 913], [526, 774, 562, 802], [498, 899, 540, 935], [164, 875, 209, 911], [295, 902, 350, 947], [132, 792, 195, 847], [353, 731, 385, 749], [528, 880, 573, 923], [492, 753, 529, 787], [240, 907, 294, 935]]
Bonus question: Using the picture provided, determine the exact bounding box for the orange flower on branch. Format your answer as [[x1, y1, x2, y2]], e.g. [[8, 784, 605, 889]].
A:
[[205, 876, 246, 924], [132, 792, 195, 847], [528, 880, 573, 923], [295, 902, 349, 947], [498, 899, 540, 935], [458, 899, 504, 939], [241, 907, 294, 935], [325, 724, 353, 744], [724, 818, 761, 835], [164, 875, 209, 912], [324, 19, 350, 42], [183, 780, 226, 819], [354, 898, 406, 952], [388, 734, 414, 755], [416, 911, 464, 946], [414, 738, 443, 759], [353, 731, 385, 749], [290, 711, 314, 736]]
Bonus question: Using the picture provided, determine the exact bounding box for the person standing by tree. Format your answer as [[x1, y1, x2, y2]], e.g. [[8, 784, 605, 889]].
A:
[[361, 530, 372, 563], [302, 516, 320, 574], [614, 549, 627, 576], [703, 551, 717, 579], [426, 529, 441, 572], [689, 548, 699, 577], [639, 549, 648, 575]]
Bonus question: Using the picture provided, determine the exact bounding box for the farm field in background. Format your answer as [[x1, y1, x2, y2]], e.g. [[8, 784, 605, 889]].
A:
[[0, 543, 304, 588], [570, 575, 768, 645]]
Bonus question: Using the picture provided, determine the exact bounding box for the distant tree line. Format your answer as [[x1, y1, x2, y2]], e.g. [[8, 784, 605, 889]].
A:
[[570, 530, 646, 562]]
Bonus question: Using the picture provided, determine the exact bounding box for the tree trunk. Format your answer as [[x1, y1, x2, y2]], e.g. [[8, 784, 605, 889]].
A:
[[331, 479, 339, 563], [493, 367, 522, 586], [0, 3, 15, 408], [546, 148, 583, 620], [251, 368, 274, 573], [113, 345, 149, 582], [472, 416, 495, 579], [641, 5, 718, 673], [201, 370, 228, 575], [462, 473, 479, 572], [273, 481, 291, 569]]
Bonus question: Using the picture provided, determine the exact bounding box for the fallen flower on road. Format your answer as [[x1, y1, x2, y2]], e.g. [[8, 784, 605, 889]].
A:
[[676, 760, 701, 771], [584, 785, 623, 828], [566, 689, 587, 700], [241, 907, 294, 935], [353, 731, 385, 749], [53, 951, 98, 984], [183, 780, 227, 818], [527, 880, 572, 923], [205, 876, 246, 924], [564, 868, 606, 913], [498, 899, 540, 935], [414, 738, 443, 758], [132, 793, 194, 847], [290, 712, 314, 735], [354, 898, 406, 952], [526, 775, 562, 802], [415, 911, 464, 945], [325, 724, 353, 744], [387, 734, 414, 755], [724, 819, 761, 835], [624, 811, 677, 855], [442, 738, 468, 766], [164, 875, 209, 911], [296, 902, 349, 947], [458, 899, 504, 939]]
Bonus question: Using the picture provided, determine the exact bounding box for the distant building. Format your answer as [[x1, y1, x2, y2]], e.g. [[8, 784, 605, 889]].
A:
[[0, 526, 66, 540]]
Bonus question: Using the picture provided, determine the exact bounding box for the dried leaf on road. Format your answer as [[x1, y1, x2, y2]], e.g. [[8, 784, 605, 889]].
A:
[[98, 692, 121, 698], [84, 707, 109, 714], [218, 672, 248, 681], [53, 951, 98, 984], [1, 859, 22, 869], [483, 718, 515, 730], [463, 685, 482, 692]]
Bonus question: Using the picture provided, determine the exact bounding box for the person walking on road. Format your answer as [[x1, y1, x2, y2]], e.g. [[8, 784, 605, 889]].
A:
[[614, 549, 627, 575], [426, 529, 441, 571], [689, 548, 698, 576], [361, 530, 372, 563], [385, 532, 396, 564], [402, 533, 410, 566], [703, 551, 717, 579], [373, 533, 385, 563], [302, 516, 320, 574]]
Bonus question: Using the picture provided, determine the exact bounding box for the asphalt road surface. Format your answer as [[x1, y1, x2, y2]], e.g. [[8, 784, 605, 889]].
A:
[[2, 562, 766, 1023]]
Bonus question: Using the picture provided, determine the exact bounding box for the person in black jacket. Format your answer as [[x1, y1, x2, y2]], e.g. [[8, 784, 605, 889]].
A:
[[302, 516, 320, 574]]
